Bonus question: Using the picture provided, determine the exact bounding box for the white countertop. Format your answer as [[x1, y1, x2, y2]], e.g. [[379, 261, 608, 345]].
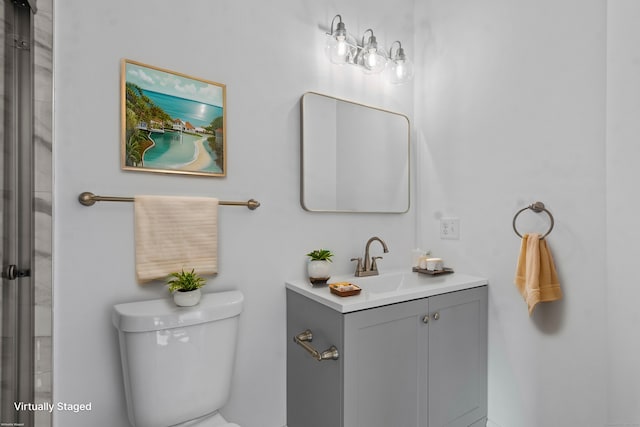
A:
[[286, 269, 488, 313]]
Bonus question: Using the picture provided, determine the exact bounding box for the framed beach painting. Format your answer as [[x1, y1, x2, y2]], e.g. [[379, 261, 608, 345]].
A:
[[121, 59, 226, 177]]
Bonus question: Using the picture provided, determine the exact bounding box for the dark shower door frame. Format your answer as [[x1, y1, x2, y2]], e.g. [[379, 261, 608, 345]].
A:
[[1, 0, 36, 425]]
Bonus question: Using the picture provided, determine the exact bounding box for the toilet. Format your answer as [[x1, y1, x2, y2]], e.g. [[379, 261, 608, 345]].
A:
[[112, 290, 244, 427]]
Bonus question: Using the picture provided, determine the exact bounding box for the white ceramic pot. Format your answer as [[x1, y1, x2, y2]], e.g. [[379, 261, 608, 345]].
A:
[[173, 288, 202, 307], [307, 260, 331, 285]]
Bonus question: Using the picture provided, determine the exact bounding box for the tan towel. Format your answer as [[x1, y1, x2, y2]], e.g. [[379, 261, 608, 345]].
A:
[[134, 195, 218, 283], [514, 233, 563, 315]]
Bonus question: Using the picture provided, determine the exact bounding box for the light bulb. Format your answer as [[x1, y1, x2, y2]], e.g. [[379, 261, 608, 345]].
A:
[[361, 50, 387, 73], [336, 39, 347, 57], [390, 58, 414, 84], [365, 50, 378, 68], [388, 42, 414, 84], [325, 16, 355, 65], [359, 31, 387, 74], [326, 37, 350, 64]]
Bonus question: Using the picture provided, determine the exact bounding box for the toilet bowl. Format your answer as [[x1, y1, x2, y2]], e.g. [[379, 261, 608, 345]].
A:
[[113, 291, 244, 427]]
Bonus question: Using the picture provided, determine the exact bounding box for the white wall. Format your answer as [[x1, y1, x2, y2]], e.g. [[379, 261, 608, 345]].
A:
[[416, 1, 608, 426], [606, 1, 640, 425], [55, 1, 640, 426], [53, 1, 415, 426]]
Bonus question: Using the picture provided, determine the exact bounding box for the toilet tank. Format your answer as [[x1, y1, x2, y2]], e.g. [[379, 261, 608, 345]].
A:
[[113, 291, 243, 427]]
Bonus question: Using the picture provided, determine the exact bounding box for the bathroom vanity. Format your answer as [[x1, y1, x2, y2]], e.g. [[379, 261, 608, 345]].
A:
[[286, 271, 488, 427]]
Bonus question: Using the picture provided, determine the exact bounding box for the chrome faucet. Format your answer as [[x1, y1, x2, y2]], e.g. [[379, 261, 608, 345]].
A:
[[351, 236, 389, 277]]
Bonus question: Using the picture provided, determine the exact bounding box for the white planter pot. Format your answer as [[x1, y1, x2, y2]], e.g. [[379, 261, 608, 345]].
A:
[[307, 260, 331, 285], [173, 288, 202, 307]]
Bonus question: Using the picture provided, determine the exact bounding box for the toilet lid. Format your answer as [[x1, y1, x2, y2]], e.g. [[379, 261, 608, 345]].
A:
[[113, 291, 243, 332]]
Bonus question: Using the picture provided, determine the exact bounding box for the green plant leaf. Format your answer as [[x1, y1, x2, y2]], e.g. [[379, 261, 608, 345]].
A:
[[166, 268, 206, 293], [306, 249, 334, 262]]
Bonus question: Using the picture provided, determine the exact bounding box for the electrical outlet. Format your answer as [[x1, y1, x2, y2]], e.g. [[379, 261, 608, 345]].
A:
[[440, 217, 460, 240]]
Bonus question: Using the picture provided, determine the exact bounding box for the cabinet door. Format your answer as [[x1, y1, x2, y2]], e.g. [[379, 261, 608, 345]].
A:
[[344, 298, 430, 427], [428, 286, 488, 427]]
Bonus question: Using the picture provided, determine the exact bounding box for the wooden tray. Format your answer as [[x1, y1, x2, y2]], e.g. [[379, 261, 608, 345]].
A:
[[329, 282, 362, 297], [412, 267, 454, 276]]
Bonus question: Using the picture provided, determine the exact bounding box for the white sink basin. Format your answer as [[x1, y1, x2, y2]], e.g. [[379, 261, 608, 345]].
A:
[[351, 272, 423, 294], [286, 269, 489, 313]]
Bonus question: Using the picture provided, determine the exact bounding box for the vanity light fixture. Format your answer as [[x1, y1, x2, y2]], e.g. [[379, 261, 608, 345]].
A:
[[324, 14, 413, 84]]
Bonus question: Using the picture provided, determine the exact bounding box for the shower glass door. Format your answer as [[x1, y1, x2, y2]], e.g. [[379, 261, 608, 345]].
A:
[[1, 0, 35, 425]]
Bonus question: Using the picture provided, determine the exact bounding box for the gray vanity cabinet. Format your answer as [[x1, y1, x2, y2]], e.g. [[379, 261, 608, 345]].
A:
[[286, 285, 488, 427]]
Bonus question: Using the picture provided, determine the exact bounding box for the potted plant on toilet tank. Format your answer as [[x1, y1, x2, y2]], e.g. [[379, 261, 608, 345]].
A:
[[167, 268, 206, 306], [306, 249, 334, 285]]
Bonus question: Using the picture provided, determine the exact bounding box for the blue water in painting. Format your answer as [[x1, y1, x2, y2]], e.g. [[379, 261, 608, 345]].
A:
[[142, 90, 223, 128], [144, 131, 199, 166], [143, 131, 221, 173]]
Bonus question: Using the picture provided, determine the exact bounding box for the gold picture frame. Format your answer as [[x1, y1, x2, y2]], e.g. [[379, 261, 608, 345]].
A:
[[121, 59, 226, 177]]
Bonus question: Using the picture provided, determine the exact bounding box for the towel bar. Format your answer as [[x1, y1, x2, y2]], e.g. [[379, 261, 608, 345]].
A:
[[512, 201, 554, 239], [78, 192, 260, 210], [293, 329, 340, 361]]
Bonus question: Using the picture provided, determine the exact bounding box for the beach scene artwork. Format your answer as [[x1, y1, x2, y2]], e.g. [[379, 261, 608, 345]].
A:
[[121, 59, 226, 176]]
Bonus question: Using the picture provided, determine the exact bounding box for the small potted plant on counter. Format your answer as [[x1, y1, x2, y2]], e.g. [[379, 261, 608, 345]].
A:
[[306, 249, 334, 285], [167, 268, 206, 306]]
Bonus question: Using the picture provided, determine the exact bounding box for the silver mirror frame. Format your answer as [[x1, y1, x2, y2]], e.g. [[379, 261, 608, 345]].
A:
[[300, 92, 411, 213]]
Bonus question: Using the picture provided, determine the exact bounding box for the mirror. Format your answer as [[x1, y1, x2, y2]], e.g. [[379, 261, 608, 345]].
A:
[[300, 92, 410, 213]]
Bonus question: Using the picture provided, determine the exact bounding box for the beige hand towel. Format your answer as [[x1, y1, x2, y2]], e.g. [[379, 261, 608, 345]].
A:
[[514, 233, 563, 315], [134, 195, 218, 283]]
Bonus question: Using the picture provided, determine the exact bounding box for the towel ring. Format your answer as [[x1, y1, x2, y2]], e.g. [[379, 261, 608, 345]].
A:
[[512, 202, 554, 239]]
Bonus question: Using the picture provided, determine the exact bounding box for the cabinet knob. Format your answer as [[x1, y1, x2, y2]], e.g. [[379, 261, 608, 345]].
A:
[[422, 315, 429, 324], [432, 312, 440, 321]]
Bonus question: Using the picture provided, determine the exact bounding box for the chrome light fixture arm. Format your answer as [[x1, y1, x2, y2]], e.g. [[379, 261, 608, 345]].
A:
[[327, 14, 346, 39]]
